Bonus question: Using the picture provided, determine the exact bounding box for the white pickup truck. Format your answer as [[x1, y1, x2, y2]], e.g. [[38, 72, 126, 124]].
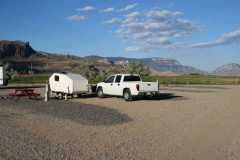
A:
[[96, 74, 159, 101]]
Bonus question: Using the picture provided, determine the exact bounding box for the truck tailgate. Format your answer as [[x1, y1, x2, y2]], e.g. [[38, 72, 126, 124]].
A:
[[139, 82, 159, 92]]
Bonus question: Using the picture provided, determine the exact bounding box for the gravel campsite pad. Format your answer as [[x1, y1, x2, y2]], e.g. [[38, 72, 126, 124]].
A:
[[0, 99, 132, 160], [1, 85, 240, 160], [0, 99, 132, 126]]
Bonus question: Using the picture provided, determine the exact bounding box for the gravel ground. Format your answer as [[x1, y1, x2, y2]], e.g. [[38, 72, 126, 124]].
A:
[[0, 111, 82, 160], [0, 85, 240, 160], [0, 99, 131, 160], [0, 100, 131, 126]]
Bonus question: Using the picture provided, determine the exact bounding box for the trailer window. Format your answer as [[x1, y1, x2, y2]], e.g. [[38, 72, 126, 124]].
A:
[[105, 76, 115, 83], [54, 75, 59, 82], [115, 75, 122, 83], [123, 75, 141, 82]]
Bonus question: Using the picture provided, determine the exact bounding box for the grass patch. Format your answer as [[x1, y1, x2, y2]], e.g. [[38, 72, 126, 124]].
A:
[[143, 75, 240, 85], [9, 74, 50, 84], [9, 74, 240, 85]]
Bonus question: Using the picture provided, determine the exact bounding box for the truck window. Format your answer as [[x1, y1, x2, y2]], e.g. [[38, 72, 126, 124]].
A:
[[115, 75, 122, 83], [54, 75, 59, 81], [105, 76, 115, 83], [123, 75, 141, 82]]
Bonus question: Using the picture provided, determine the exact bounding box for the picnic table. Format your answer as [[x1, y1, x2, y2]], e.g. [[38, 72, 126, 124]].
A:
[[9, 88, 40, 99]]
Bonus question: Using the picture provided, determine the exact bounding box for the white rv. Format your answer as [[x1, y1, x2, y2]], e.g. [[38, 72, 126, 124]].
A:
[[0, 65, 9, 86], [49, 72, 92, 98], [0, 66, 3, 86]]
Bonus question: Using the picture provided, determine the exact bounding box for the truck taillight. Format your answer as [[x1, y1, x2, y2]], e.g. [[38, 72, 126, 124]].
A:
[[136, 84, 139, 91]]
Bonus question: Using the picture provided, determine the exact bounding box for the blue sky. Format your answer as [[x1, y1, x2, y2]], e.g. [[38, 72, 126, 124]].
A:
[[1, 0, 240, 71]]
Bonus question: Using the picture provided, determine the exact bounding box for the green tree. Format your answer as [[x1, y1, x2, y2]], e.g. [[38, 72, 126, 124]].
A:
[[127, 62, 150, 77], [78, 61, 105, 83]]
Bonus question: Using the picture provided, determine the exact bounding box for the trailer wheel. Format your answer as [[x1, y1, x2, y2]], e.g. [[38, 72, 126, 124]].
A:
[[97, 88, 104, 98], [123, 89, 133, 101], [76, 94, 82, 98], [57, 93, 63, 100]]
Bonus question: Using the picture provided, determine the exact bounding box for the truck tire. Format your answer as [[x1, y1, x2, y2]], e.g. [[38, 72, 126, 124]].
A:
[[57, 92, 63, 100], [123, 89, 133, 101], [97, 88, 104, 98]]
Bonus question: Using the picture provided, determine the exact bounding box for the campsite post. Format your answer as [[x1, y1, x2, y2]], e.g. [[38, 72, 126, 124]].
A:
[[45, 83, 49, 102]]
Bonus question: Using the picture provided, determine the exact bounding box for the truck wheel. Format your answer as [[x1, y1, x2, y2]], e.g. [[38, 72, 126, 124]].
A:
[[57, 93, 63, 100], [97, 88, 104, 98], [123, 89, 133, 101]]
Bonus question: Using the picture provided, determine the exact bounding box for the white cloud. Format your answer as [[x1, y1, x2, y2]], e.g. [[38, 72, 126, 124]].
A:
[[77, 6, 96, 12], [126, 11, 140, 18], [146, 37, 172, 45], [126, 46, 141, 52], [66, 15, 87, 22], [102, 7, 114, 13], [120, 3, 138, 12], [190, 29, 240, 48], [109, 9, 199, 52], [125, 46, 151, 52], [104, 18, 122, 24], [147, 9, 182, 18]]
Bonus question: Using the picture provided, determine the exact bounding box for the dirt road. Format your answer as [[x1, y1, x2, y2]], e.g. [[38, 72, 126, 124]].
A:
[[0, 85, 240, 160]]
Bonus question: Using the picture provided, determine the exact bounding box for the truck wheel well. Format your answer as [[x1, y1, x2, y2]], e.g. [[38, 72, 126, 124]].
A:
[[97, 86, 102, 91], [123, 88, 130, 94]]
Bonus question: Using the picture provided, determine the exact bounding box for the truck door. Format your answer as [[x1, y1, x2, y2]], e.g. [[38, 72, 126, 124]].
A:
[[103, 75, 115, 95], [112, 75, 122, 96]]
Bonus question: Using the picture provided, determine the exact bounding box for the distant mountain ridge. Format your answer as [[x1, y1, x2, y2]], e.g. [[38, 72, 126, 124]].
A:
[[213, 63, 240, 76], [2, 40, 239, 76], [85, 55, 205, 74], [0, 40, 206, 74]]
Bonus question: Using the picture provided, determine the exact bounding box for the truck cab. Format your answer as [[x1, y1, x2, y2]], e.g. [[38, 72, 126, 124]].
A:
[[97, 74, 159, 101]]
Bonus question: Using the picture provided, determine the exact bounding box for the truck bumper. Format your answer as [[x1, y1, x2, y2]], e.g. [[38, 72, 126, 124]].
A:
[[137, 91, 160, 97]]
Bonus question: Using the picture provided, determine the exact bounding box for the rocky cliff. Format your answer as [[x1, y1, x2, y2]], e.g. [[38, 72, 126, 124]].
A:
[[0, 40, 36, 58]]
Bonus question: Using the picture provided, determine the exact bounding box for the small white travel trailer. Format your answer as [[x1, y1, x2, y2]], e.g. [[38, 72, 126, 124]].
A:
[[49, 72, 89, 96], [0, 66, 3, 86]]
